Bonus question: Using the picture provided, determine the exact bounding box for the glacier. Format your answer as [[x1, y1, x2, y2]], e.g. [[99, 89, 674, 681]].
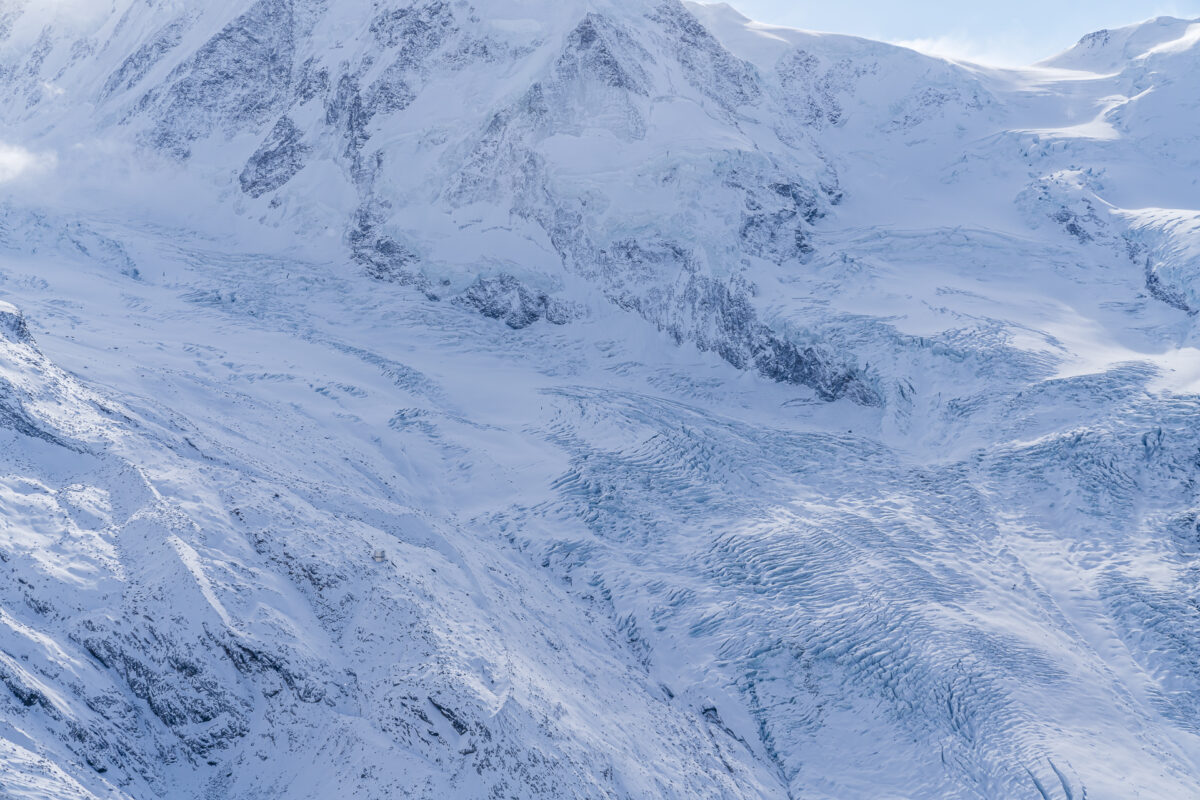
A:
[[0, 0, 1200, 797]]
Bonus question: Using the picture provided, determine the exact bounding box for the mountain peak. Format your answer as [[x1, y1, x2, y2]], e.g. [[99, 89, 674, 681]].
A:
[[1040, 15, 1200, 71]]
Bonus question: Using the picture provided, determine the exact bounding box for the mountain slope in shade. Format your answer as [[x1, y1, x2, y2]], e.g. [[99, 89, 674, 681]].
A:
[[0, 1, 1199, 798]]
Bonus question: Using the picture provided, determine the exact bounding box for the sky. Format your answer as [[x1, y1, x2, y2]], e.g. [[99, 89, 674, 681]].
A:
[[721, 0, 1200, 65]]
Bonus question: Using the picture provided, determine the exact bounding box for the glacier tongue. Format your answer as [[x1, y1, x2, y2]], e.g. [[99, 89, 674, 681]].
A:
[[1, 1, 1200, 798], [0, 231, 784, 799]]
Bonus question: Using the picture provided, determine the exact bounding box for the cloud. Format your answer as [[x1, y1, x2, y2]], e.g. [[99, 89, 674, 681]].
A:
[[890, 33, 1045, 66], [0, 143, 56, 184]]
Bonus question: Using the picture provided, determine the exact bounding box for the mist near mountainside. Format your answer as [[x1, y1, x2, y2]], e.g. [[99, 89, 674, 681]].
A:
[[1, 1, 1200, 798]]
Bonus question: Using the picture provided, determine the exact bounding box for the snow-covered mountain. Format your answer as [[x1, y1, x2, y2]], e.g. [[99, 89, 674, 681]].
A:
[[1, 2, 1200, 797]]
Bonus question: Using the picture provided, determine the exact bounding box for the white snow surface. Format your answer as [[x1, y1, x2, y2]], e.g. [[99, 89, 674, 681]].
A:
[[0, 1, 1199, 798]]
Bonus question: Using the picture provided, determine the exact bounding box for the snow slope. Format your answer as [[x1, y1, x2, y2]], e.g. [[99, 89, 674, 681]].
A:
[[1, 1, 1200, 798]]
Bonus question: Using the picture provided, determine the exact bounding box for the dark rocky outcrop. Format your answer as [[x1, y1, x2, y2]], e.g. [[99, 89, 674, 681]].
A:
[[102, 15, 192, 99], [146, 0, 298, 156], [599, 239, 880, 404], [456, 274, 576, 329], [239, 115, 309, 197]]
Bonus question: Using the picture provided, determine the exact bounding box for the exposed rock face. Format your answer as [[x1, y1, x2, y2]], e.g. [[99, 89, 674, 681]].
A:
[[456, 274, 576, 329], [596, 238, 877, 403], [29, 0, 865, 403], [239, 116, 309, 197], [144, 0, 301, 157], [649, 1, 760, 111], [348, 203, 426, 288], [101, 15, 192, 100], [0, 301, 32, 344]]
